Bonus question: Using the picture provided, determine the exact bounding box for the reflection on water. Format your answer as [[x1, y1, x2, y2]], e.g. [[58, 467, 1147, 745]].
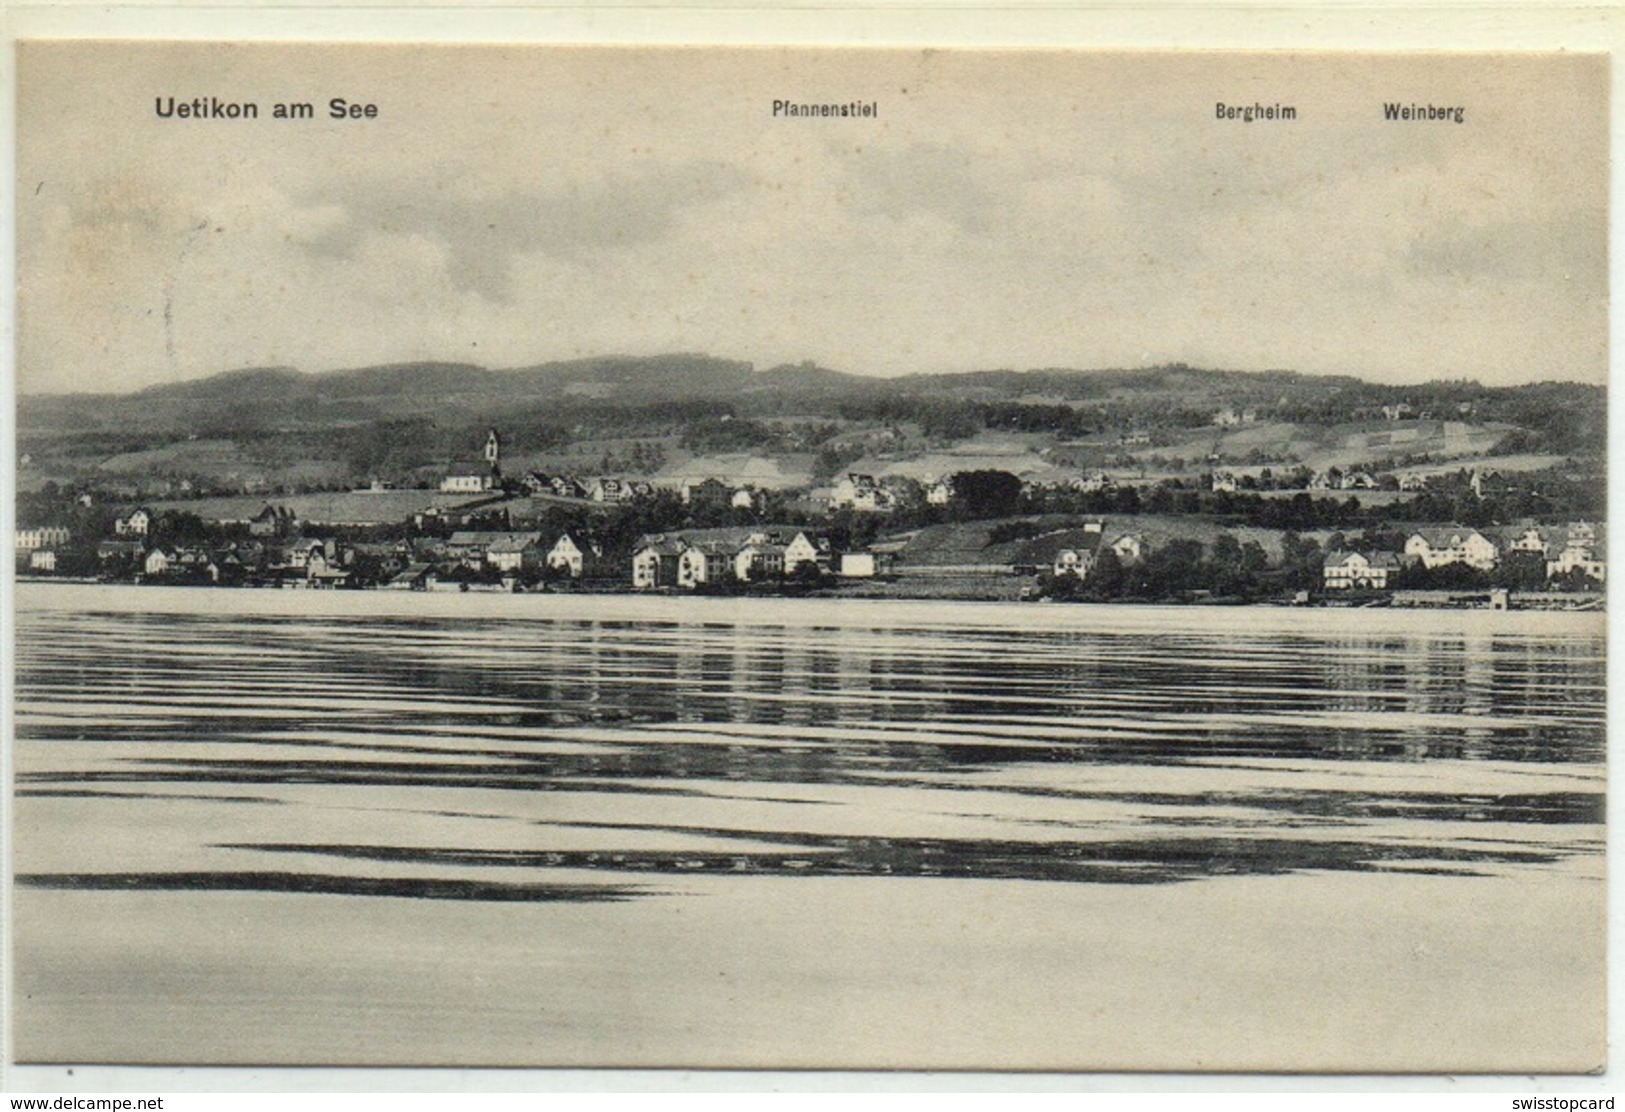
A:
[[13, 591, 1606, 901]]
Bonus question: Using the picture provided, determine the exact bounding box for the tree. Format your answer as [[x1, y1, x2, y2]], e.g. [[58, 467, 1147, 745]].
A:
[[1079, 547, 1126, 599], [949, 470, 1023, 521]]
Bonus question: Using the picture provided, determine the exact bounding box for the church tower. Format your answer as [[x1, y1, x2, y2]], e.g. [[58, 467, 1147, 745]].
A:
[[484, 428, 502, 478]]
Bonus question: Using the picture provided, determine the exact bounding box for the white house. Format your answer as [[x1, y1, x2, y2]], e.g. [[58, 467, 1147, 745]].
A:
[[487, 533, 544, 573], [677, 541, 736, 587], [1404, 527, 1499, 571], [585, 477, 630, 504], [1547, 538, 1606, 583], [1052, 548, 1095, 578], [1545, 525, 1604, 583], [926, 478, 954, 506], [830, 474, 895, 513], [1322, 550, 1398, 590], [735, 541, 787, 582], [1210, 471, 1239, 493], [546, 533, 599, 578], [1501, 524, 1551, 554], [632, 537, 685, 589], [784, 531, 830, 574], [116, 509, 152, 536], [1052, 529, 1107, 578], [1110, 534, 1145, 563]]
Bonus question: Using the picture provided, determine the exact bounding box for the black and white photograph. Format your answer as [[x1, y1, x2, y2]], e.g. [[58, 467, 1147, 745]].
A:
[[8, 42, 1609, 1075]]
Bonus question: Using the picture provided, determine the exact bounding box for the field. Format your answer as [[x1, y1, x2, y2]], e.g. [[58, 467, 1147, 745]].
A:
[[891, 515, 1298, 569], [146, 490, 499, 526]]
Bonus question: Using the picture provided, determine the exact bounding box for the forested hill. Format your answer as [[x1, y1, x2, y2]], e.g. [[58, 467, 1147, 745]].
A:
[[17, 355, 1605, 488], [21, 354, 1602, 426]]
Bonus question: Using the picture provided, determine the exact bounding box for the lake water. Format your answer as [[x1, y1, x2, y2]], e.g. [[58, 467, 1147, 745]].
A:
[[10, 584, 1607, 1071]]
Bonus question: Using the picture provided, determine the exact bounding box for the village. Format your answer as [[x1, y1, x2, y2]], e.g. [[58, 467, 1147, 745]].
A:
[[13, 427, 1607, 605]]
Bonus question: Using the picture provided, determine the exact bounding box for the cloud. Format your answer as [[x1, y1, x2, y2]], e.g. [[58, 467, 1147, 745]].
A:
[[295, 159, 750, 301], [840, 143, 997, 235], [1405, 208, 1606, 289]]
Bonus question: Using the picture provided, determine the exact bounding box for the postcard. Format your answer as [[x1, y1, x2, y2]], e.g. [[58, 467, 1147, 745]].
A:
[[9, 41, 1608, 1074]]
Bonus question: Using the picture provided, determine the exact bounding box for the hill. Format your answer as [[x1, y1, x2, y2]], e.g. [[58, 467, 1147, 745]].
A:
[[16, 355, 1604, 497]]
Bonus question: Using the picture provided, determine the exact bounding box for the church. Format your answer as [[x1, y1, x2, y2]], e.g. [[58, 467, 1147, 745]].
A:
[[441, 429, 503, 493]]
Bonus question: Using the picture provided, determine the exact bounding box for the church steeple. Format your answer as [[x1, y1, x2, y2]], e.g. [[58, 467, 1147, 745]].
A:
[[484, 428, 502, 476]]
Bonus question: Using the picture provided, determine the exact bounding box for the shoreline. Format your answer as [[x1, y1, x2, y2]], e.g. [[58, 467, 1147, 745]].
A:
[[13, 580, 1605, 637], [13, 573, 1605, 613]]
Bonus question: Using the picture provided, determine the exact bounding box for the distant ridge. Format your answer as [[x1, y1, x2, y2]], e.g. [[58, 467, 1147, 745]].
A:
[[31, 354, 1542, 407]]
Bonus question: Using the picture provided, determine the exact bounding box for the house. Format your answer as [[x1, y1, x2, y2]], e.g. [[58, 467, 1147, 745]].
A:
[[1547, 535, 1606, 583], [486, 533, 545, 573], [1500, 524, 1551, 555], [1210, 471, 1239, 493], [783, 531, 832, 574], [926, 478, 955, 506], [1053, 532, 1107, 579], [521, 472, 554, 494], [1339, 471, 1378, 491], [384, 563, 435, 591], [249, 504, 298, 538], [1307, 471, 1334, 492], [731, 487, 762, 511], [144, 546, 219, 582], [547, 533, 603, 579], [115, 508, 152, 536], [677, 540, 737, 587], [632, 536, 686, 589], [1404, 527, 1499, 571], [282, 540, 337, 572], [632, 526, 833, 589], [1565, 521, 1598, 548], [1322, 550, 1398, 590], [682, 478, 732, 508], [830, 473, 895, 512], [585, 477, 630, 504], [550, 475, 587, 500], [143, 548, 174, 577], [839, 551, 879, 578], [1075, 471, 1113, 493], [446, 531, 529, 567], [96, 540, 145, 566], [735, 540, 787, 582], [1110, 534, 1146, 563], [1397, 473, 1429, 492], [15, 526, 70, 552], [1118, 430, 1152, 447], [27, 549, 58, 572], [1382, 403, 1414, 421]]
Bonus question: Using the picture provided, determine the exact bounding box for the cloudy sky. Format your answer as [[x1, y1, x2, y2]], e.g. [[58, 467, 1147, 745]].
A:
[[16, 44, 1608, 394]]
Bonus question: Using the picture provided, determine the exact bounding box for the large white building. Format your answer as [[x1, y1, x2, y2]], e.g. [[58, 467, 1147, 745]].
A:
[[1322, 550, 1399, 590], [15, 526, 69, 551], [1404, 527, 1499, 571]]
